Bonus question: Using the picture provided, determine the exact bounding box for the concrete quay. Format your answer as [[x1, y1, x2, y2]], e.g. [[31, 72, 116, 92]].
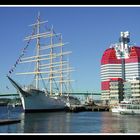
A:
[[65, 104, 110, 112]]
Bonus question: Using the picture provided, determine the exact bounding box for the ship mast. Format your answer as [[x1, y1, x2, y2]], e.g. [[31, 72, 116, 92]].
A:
[[67, 57, 71, 95], [35, 12, 41, 89], [60, 34, 63, 96], [49, 26, 54, 96], [15, 14, 74, 96]]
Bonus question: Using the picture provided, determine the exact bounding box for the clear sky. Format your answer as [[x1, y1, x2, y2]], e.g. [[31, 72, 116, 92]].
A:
[[1, 5, 140, 97]]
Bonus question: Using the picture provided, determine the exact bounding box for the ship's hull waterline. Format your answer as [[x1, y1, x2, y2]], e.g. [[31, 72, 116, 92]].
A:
[[21, 93, 67, 112], [7, 76, 67, 112]]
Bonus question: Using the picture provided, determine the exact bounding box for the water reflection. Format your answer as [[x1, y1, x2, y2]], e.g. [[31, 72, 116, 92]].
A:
[[100, 112, 140, 133], [0, 106, 23, 133], [1, 106, 140, 133], [19, 111, 103, 133], [19, 112, 71, 133]]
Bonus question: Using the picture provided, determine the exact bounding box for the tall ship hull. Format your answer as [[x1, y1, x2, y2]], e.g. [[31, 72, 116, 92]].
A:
[[7, 76, 80, 112], [7, 76, 67, 112], [19, 94, 66, 112], [20, 93, 66, 112], [7, 13, 79, 112]]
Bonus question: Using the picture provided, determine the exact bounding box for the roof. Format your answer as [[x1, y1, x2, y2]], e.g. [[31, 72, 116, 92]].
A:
[[101, 46, 140, 65], [125, 46, 140, 63], [101, 48, 121, 65]]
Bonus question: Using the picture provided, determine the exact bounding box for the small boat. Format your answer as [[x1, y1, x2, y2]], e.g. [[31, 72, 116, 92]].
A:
[[111, 99, 140, 115], [119, 103, 140, 115], [120, 110, 136, 115], [111, 105, 121, 113], [111, 99, 131, 113]]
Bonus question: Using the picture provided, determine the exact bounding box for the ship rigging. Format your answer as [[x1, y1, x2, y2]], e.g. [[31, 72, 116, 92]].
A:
[[7, 13, 80, 112]]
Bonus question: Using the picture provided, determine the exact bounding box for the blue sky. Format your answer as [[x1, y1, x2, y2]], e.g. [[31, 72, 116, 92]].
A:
[[1, 6, 140, 97]]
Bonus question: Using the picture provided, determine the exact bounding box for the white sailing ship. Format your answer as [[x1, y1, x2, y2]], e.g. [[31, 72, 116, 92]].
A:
[[7, 13, 80, 112]]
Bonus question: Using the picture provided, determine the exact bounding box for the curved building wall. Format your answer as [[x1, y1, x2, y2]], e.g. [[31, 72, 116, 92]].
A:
[[101, 48, 122, 104], [125, 46, 140, 81]]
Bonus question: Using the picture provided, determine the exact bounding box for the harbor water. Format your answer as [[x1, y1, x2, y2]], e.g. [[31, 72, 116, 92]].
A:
[[0, 106, 140, 134]]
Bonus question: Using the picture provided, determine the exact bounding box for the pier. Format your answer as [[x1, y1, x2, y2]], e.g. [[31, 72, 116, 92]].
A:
[[0, 118, 21, 125], [66, 104, 110, 112], [84, 105, 110, 111]]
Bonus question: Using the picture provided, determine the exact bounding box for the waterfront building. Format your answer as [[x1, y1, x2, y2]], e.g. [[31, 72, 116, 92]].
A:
[[109, 78, 124, 105], [101, 31, 140, 105], [127, 78, 140, 100]]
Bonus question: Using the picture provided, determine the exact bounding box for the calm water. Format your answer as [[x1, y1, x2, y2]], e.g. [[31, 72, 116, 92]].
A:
[[0, 106, 140, 134]]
